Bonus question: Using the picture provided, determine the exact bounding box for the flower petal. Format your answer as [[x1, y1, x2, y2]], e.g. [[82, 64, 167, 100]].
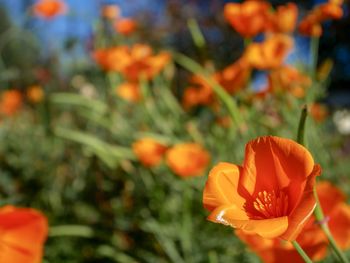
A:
[[203, 162, 245, 211], [280, 164, 320, 241], [209, 205, 288, 238], [240, 136, 315, 203]]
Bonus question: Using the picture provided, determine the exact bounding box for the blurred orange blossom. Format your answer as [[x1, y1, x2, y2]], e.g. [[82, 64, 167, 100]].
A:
[[114, 18, 137, 36], [166, 143, 210, 178], [224, 0, 270, 38], [203, 136, 321, 240], [236, 181, 350, 263], [116, 82, 141, 103], [101, 4, 120, 20], [27, 85, 44, 103], [132, 138, 167, 167], [0, 206, 48, 263], [32, 0, 67, 19], [0, 90, 23, 117]]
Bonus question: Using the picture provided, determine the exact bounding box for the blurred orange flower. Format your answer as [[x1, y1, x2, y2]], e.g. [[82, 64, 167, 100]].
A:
[[0, 90, 23, 116], [132, 138, 167, 167], [0, 206, 48, 263], [268, 3, 298, 33], [236, 181, 350, 263], [224, 0, 270, 38], [101, 4, 120, 20], [266, 66, 311, 98], [203, 136, 321, 240], [114, 18, 137, 36], [166, 143, 210, 178], [93, 45, 170, 82], [33, 0, 67, 19], [116, 82, 141, 103], [27, 85, 44, 103], [310, 103, 329, 123], [299, 0, 343, 37], [244, 35, 293, 70]]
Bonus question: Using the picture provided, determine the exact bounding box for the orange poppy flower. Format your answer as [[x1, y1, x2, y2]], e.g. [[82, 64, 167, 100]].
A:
[[27, 85, 44, 103], [235, 181, 350, 263], [224, 0, 270, 38], [266, 66, 311, 98], [93, 45, 170, 82], [0, 90, 23, 116], [268, 3, 298, 33], [33, 0, 67, 19], [114, 18, 137, 36], [203, 136, 321, 240], [166, 143, 210, 178], [299, 0, 343, 37], [101, 4, 120, 20], [310, 103, 328, 123], [132, 138, 167, 167], [116, 82, 141, 103], [0, 205, 48, 263], [244, 35, 293, 70]]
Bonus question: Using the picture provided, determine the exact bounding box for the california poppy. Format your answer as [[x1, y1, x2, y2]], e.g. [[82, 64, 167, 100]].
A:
[[203, 136, 321, 240], [114, 18, 137, 36], [244, 35, 293, 70], [0, 90, 23, 116], [299, 0, 343, 37], [268, 3, 298, 33], [27, 85, 44, 103], [166, 143, 210, 178], [116, 82, 141, 103], [224, 0, 270, 38], [235, 181, 350, 263], [0, 206, 48, 263], [33, 0, 67, 19], [101, 4, 120, 20], [132, 138, 167, 167], [310, 103, 328, 123]]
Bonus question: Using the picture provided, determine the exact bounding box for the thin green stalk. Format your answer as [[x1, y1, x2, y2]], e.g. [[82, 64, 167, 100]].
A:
[[296, 105, 308, 146], [49, 225, 94, 238], [314, 188, 350, 263], [310, 37, 319, 82], [181, 182, 193, 263], [173, 52, 245, 135], [291, 241, 314, 263], [296, 101, 349, 263]]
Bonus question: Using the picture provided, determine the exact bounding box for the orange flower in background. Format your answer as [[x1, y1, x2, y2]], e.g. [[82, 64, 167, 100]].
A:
[[236, 181, 350, 263], [203, 136, 321, 240], [27, 85, 44, 103], [166, 143, 210, 178], [310, 103, 329, 123], [114, 18, 137, 36], [244, 35, 293, 70], [33, 0, 67, 19], [299, 0, 343, 37], [219, 58, 250, 94], [266, 66, 311, 98], [101, 4, 120, 20], [0, 206, 48, 263], [268, 3, 298, 33], [132, 138, 167, 167], [116, 82, 141, 103], [93, 45, 170, 82], [0, 90, 23, 116], [224, 0, 270, 38]]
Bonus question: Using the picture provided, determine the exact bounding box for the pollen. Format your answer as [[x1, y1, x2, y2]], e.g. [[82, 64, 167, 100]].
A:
[[248, 190, 289, 219]]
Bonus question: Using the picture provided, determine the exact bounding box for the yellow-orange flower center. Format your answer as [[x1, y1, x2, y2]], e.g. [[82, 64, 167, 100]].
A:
[[247, 190, 289, 219]]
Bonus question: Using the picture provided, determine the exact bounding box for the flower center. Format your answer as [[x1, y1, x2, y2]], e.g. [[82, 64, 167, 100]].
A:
[[246, 190, 289, 219]]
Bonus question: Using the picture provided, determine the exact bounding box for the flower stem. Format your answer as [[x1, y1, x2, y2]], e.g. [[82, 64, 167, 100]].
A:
[[291, 241, 314, 263], [296, 105, 308, 146], [313, 188, 350, 263]]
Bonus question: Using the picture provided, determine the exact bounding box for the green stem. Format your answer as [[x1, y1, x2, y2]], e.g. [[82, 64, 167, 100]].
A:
[[310, 37, 319, 82], [296, 105, 308, 146], [173, 52, 244, 135], [291, 241, 314, 263], [49, 225, 94, 238], [313, 188, 350, 263]]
